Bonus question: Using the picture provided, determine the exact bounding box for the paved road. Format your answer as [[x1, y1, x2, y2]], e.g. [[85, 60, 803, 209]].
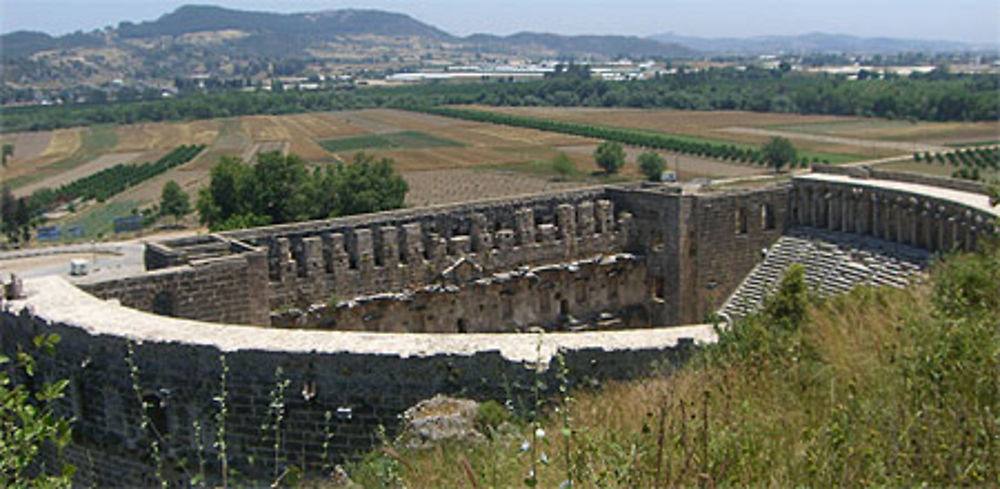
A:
[[718, 127, 948, 154], [0, 242, 145, 280]]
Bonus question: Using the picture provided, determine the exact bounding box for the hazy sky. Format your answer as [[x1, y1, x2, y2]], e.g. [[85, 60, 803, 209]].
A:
[[2, 0, 998, 44]]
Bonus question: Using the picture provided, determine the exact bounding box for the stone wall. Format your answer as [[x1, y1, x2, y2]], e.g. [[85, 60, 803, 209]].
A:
[[2, 277, 711, 486], [272, 254, 650, 332], [812, 164, 989, 196], [685, 186, 791, 322], [247, 193, 632, 310], [792, 178, 996, 253], [80, 250, 270, 326]]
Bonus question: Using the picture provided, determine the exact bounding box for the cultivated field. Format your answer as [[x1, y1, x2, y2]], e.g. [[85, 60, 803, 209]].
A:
[[403, 169, 591, 207], [7, 106, 971, 244], [769, 119, 1000, 145], [462, 106, 952, 160]]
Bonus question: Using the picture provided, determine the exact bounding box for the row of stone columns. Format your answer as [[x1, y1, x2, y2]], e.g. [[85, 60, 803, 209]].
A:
[[266, 199, 625, 282], [794, 183, 994, 253]]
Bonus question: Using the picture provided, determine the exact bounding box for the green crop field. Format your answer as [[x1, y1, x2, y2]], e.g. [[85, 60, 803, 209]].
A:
[[318, 131, 463, 152]]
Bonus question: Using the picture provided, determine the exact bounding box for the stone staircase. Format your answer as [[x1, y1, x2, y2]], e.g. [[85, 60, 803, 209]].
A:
[[720, 227, 931, 320]]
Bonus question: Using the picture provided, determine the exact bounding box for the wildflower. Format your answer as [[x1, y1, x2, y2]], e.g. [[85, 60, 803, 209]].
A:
[[535, 427, 546, 439], [520, 441, 531, 452]]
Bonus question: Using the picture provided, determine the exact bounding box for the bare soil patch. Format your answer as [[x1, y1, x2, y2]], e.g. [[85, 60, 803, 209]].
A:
[[403, 169, 590, 207]]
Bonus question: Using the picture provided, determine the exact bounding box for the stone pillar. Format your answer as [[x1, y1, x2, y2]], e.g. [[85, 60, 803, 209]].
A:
[[275, 238, 295, 281], [801, 186, 812, 226], [426, 233, 447, 262], [577, 201, 596, 236], [299, 236, 324, 277], [595, 200, 614, 234], [556, 204, 576, 241], [379, 226, 399, 268], [942, 214, 957, 252], [470, 213, 491, 252], [515, 207, 535, 245], [351, 229, 375, 275], [828, 191, 840, 231], [869, 195, 880, 238], [856, 191, 870, 235], [617, 212, 633, 248], [810, 188, 820, 227], [887, 199, 898, 242], [919, 205, 932, 250], [401, 223, 424, 265], [322, 232, 350, 274], [841, 191, 852, 233]]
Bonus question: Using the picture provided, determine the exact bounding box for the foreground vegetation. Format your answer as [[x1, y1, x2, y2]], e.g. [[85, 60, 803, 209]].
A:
[[2, 68, 996, 133], [351, 249, 1000, 487]]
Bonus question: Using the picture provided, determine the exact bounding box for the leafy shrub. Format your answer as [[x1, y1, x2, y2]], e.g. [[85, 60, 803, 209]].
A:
[[475, 400, 512, 436]]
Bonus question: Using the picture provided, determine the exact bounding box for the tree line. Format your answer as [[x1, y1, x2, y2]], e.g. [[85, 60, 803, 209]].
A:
[[913, 147, 1000, 181], [2, 68, 996, 133], [197, 151, 408, 231]]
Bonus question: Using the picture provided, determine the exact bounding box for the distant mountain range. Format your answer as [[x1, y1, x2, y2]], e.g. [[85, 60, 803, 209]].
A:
[[1, 5, 994, 93], [649, 32, 998, 55], [1, 5, 692, 60]]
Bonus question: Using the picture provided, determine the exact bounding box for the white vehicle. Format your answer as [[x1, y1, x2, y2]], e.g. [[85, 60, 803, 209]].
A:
[[70, 259, 90, 276]]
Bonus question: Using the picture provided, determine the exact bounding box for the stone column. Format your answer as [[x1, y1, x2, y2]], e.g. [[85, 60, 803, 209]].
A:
[[869, 194, 880, 238], [470, 213, 491, 253], [352, 229, 375, 277], [515, 207, 535, 245], [401, 223, 425, 265], [300, 236, 324, 278], [577, 201, 596, 236], [856, 190, 870, 235], [828, 190, 841, 231], [379, 226, 399, 269], [322, 232, 350, 275], [796, 187, 808, 226], [595, 200, 615, 234]]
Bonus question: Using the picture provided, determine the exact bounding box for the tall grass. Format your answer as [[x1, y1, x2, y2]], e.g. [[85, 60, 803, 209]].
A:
[[350, 250, 1000, 487]]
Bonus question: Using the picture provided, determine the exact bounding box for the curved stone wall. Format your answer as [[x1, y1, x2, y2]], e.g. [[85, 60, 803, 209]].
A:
[[1, 276, 712, 486]]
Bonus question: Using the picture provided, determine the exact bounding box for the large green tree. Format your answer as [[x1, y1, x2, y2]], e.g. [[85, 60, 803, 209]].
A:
[[197, 151, 407, 231], [762, 136, 797, 173], [638, 151, 667, 181], [159, 180, 191, 224], [594, 141, 626, 175]]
